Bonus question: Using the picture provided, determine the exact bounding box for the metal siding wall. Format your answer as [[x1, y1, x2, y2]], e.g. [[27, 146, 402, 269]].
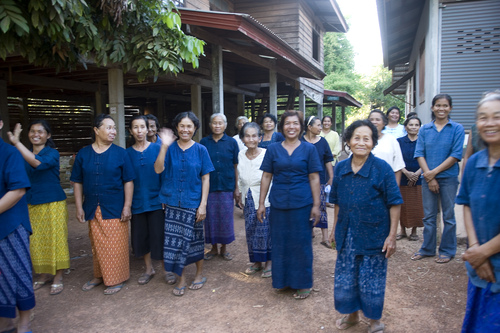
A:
[[440, 0, 500, 129]]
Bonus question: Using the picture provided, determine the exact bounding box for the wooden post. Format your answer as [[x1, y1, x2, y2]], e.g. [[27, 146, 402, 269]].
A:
[[341, 105, 346, 135], [332, 103, 337, 132], [269, 68, 277, 118], [317, 103, 323, 120], [0, 80, 9, 140], [299, 90, 306, 118], [191, 84, 202, 142], [211, 44, 224, 114], [108, 68, 126, 148]]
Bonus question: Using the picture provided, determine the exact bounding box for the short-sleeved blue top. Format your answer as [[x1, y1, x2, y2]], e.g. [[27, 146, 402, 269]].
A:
[[456, 149, 500, 292], [414, 120, 465, 178], [200, 134, 239, 193], [397, 135, 422, 186], [24, 146, 66, 205], [301, 136, 333, 185], [259, 132, 285, 148], [260, 141, 322, 210], [331, 153, 403, 255], [159, 141, 215, 209], [0, 138, 31, 240], [126, 143, 162, 214], [70, 144, 136, 221]]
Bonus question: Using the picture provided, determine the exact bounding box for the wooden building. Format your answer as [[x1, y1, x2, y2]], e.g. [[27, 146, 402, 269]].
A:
[[0, 0, 349, 151]]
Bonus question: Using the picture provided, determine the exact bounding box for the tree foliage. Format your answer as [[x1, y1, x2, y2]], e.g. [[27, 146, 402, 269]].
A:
[[0, 0, 205, 80]]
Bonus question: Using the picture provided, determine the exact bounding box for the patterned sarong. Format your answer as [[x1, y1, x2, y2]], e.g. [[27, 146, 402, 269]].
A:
[[89, 206, 129, 286], [244, 190, 272, 263], [29, 200, 70, 275], [315, 184, 328, 229], [163, 205, 204, 276]]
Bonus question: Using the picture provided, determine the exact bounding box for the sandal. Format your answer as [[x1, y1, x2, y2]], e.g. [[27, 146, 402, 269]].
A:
[[50, 283, 64, 295], [261, 269, 272, 278], [335, 316, 360, 330], [435, 255, 453, 264], [396, 234, 407, 240], [293, 288, 311, 300], [320, 241, 332, 249], [368, 322, 385, 333], [188, 277, 207, 290], [221, 252, 233, 261], [138, 272, 155, 285], [104, 283, 125, 295], [204, 252, 216, 260], [409, 234, 419, 241], [165, 272, 177, 285], [173, 286, 186, 296], [411, 253, 432, 261], [33, 281, 48, 291], [244, 265, 262, 275], [82, 279, 103, 291]]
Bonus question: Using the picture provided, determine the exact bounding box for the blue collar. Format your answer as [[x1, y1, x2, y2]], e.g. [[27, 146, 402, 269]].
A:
[[340, 153, 375, 178]]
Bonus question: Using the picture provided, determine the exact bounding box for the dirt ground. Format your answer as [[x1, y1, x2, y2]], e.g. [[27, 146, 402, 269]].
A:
[[28, 198, 468, 333]]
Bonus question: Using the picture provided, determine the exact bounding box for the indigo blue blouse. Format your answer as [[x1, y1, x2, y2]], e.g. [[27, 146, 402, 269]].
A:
[[200, 134, 239, 193], [414, 120, 464, 178], [25, 146, 66, 205], [0, 138, 31, 240], [456, 149, 500, 292], [70, 144, 136, 221], [259, 132, 285, 148], [397, 135, 422, 186], [301, 136, 333, 185], [331, 153, 403, 255], [260, 141, 322, 210], [126, 143, 162, 214], [159, 141, 215, 209]]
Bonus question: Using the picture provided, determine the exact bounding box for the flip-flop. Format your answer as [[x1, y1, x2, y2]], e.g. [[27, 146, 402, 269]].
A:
[[204, 252, 216, 260], [188, 277, 207, 290], [50, 283, 64, 295], [244, 266, 263, 275], [82, 279, 103, 291], [335, 316, 360, 330], [435, 255, 453, 264], [396, 234, 407, 240], [411, 253, 433, 261], [320, 241, 332, 249], [165, 272, 177, 285], [138, 272, 155, 285], [221, 252, 233, 261], [173, 286, 186, 296], [409, 234, 419, 241], [33, 281, 48, 291], [261, 269, 272, 278], [293, 289, 311, 300], [104, 283, 125, 295], [368, 322, 385, 333]]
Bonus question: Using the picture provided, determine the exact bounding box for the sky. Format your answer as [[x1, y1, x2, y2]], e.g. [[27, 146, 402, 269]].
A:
[[335, 0, 383, 76]]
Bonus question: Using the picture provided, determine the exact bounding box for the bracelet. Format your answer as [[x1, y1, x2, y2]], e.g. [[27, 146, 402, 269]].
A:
[[468, 242, 479, 248]]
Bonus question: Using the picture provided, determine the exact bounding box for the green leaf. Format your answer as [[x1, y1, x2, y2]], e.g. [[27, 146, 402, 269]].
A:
[[0, 17, 11, 33]]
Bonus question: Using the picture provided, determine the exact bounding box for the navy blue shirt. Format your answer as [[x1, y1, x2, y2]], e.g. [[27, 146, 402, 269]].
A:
[[331, 153, 403, 255], [259, 132, 284, 148], [25, 146, 66, 205], [456, 149, 500, 292], [301, 136, 333, 185], [260, 141, 322, 210], [414, 119, 464, 178], [0, 138, 31, 240], [200, 134, 239, 193], [159, 141, 215, 209], [397, 135, 422, 186], [70, 144, 136, 221], [126, 143, 162, 214]]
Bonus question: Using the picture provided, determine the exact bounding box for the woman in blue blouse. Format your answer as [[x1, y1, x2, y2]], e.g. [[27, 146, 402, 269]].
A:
[[397, 116, 424, 241], [328, 120, 402, 333], [302, 116, 333, 248], [201, 113, 240, 261], [257, 110, 322, 300], [0, 116, 34, 333], [126, 115, 164, 285], [8, 120, 70, 296], [259, 113, 285, 148], [71, 114, 135, 295], [155, 111, 214, 297], [457, 91, 500, 332], [411, 94, 465, 263]]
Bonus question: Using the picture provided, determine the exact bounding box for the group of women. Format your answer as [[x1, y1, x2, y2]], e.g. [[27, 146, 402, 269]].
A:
[[2, 89, 499, 332]]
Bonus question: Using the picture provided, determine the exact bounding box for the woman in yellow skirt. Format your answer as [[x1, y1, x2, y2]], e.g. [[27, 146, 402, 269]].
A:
[[8, 120, 70, 295]]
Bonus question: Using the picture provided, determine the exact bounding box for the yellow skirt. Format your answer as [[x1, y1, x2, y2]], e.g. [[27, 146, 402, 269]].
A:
[[28, 200, 70, 275]]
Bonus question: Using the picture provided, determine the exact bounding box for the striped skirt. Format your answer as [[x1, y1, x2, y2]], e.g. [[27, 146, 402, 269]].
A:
[[163, 205, 204, 276], [244, 190, 272, 263], [89, 206, 129, 286], [0, 225, 36, 318], [204, 191, 235, 245], [28, 200, 70, 275]]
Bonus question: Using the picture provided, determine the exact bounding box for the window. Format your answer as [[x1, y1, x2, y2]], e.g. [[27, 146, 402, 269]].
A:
[[312, 30, 320, 61]]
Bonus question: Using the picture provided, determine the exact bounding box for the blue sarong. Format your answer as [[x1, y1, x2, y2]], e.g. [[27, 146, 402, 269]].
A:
[[462, 279, 500, 332], [244, 190, 271, 263], [204, 191, 235, 245]]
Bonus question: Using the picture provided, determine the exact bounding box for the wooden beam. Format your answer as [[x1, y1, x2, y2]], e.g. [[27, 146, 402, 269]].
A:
[[1, 72, 99, 92], [166, 72, 258, 97], [212, 44, 224, 114]]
